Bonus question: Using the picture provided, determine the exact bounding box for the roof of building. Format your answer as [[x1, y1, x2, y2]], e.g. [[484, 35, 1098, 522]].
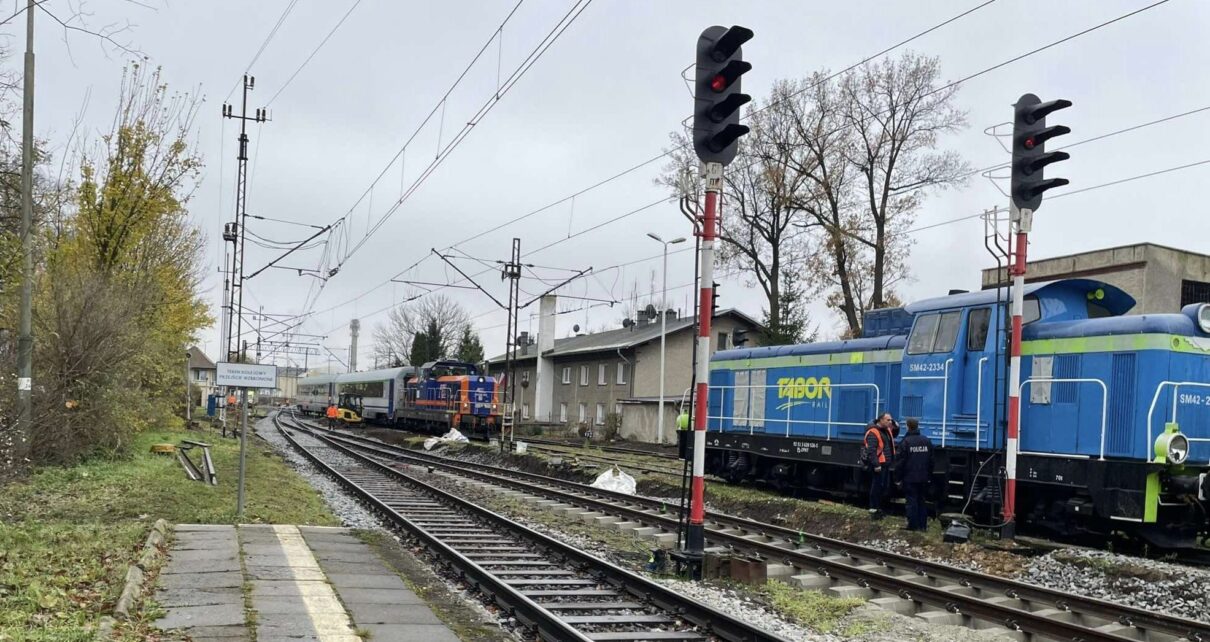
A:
[[486, 309, 763, 364], [980, 242, 1210, 276], [187, 346, 216, 370]]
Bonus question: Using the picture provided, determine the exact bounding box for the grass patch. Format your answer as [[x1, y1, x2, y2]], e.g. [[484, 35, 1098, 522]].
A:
[[0, 423, 338, 640], [757, 580, 865, 633]]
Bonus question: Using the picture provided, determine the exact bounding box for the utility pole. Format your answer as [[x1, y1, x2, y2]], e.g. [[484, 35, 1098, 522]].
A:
[[502, 238, 522, 450], [222, 75, 269, 364], [15, 0, 36, 464], [348, 319, 360, 373], [647, 233, 687, 445], [255, 305, 264, 363]]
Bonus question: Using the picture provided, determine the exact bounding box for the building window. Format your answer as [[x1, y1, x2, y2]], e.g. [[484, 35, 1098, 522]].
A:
[[595, 403, 605, 425], [1181, 279, 1210, 307], [561, 367, 571, 384], [522, 403, 530, 420], [559, 402, 568, 422], [717, 332, 729, 350], [580, 365, 589, 386], [616, 362, 627, 385], [578, 402, 587, 422], [598, 364, 607, 385]]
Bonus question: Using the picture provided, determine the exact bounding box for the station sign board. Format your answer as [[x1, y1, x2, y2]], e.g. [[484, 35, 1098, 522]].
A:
[[216, 362, 279, 389]]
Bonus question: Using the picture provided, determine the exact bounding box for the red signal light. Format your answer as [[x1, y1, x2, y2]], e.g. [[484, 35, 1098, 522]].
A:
[[710, 75, 726, 92], [1024, 136, 1036, 150]]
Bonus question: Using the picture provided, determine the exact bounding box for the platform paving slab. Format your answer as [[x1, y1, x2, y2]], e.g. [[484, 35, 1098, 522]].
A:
[[155, 524, 461, 641]]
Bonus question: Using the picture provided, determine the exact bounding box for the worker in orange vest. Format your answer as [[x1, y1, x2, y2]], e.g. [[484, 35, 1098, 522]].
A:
[[325, 400, 339, 429], [861, 412, 897, 520]]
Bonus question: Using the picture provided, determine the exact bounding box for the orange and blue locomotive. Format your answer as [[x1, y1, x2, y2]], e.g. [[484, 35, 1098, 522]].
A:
[[297, 359, 502, 438], [396, 359, 502, 438]]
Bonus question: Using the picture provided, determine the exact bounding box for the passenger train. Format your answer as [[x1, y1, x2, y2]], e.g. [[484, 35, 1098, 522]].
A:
[[699, 278, 1210, 548], [296, 359, 503, 438]]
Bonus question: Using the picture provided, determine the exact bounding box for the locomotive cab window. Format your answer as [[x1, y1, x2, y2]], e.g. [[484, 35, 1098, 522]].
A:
[[907, 310, 962, 354], [967, 308, 991, 351], [1023, 295, 1041, 325]]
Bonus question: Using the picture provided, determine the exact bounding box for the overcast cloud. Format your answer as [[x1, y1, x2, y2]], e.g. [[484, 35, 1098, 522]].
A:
[[17, 0, 1210, 369]]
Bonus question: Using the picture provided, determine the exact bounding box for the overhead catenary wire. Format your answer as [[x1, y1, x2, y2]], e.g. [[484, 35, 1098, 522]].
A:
[[317, 153, 1210, 340], [295, 0, 1157, 328], [292, 0, 591, 320], [294, 0, 1178, 345], [333, 0, 592, 267], [265, 0, 366, 107], [223, 0, 301, 103]]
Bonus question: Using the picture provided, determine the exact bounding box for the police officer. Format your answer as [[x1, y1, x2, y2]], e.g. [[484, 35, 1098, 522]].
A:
[[862, 412, 897, 520], [897, 417, 934, 531]]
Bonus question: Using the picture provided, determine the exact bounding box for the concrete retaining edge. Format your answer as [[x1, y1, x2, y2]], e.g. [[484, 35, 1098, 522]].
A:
[[98, 518, 170, 639]]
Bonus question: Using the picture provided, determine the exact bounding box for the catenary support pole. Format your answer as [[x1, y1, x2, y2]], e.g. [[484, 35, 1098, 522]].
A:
[[237, 387, 249, 517], [16, 0, 36, 464], [686, 161, 721, 565], [1002, 204, 1032, 539]]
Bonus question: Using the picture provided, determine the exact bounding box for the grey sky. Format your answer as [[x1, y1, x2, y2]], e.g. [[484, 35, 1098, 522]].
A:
[[19, 0, 1210, 369]]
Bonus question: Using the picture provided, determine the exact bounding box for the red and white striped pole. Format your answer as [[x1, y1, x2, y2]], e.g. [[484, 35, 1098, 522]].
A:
[[687, 161, 722, 558], [1002, 205, 1032, 539]]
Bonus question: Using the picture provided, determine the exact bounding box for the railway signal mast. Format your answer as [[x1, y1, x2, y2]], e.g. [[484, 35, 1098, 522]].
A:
[[682, 25, 753, 575], [1003, 93, 1071, 538]]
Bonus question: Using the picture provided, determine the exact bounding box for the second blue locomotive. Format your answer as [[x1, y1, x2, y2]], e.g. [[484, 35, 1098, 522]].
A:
[[703, 278, 1210, 547]]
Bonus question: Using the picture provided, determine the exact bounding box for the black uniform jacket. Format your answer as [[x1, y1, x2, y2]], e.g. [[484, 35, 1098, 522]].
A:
[[896, 432, 934, 484]]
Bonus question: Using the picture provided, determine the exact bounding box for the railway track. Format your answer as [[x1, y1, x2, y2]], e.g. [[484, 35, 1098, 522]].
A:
[[272, 412, 787, 642], [290, 414, 1210, 642], [516, 441, 685, 477], [521, 436, 681, 461]]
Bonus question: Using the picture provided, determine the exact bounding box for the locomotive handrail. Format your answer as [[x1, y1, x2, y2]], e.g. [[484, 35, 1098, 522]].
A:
[[1145, 380, 1210, 464], [903, 358, 953, 447], [1020, 377, 1108, 461], [707, 381, 881, 439], [975, 356, 989, 452]]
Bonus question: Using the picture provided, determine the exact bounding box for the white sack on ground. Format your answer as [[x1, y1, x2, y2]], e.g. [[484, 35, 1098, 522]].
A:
[[591, 465, 636, 495]]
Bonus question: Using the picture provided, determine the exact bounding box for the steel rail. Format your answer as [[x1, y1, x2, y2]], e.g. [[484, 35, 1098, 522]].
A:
[[521, 436, 681, 461], [275, 414, 789, 642], [305, 419, 1210, 642]]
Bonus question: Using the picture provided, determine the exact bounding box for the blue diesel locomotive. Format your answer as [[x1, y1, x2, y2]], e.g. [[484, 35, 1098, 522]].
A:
[[703, 278, 1210, 547]]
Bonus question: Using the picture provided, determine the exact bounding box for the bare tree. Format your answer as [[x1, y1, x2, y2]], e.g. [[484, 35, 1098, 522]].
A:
[[658, 97, 814, 341], [770, 53, 968, 336], [372, 294, 471, 366]]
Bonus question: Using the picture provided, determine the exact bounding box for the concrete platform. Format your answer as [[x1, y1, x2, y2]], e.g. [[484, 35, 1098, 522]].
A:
[[153, 524, 460, 641]]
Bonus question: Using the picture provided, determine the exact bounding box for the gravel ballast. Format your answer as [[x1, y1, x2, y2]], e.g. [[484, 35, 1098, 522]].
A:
[[864, 537, 1210, 624], [254, 416, 381, 528]]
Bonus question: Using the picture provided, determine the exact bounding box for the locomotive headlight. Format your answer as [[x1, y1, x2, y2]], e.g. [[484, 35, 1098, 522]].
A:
[[1155, 430, 1190, 465], [1198, 303, 1210, 334]]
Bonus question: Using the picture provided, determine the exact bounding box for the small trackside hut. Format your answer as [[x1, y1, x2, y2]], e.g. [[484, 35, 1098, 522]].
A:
[[701, 278, 1210, 548]]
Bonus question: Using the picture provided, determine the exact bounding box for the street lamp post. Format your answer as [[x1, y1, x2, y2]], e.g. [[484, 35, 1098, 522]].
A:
[[647, 233, 687, 444]]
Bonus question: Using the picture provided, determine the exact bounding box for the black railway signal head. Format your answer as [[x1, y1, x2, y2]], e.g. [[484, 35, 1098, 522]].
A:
[[694, 25, 754, 166], [1011, 93, 1072, 211]]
